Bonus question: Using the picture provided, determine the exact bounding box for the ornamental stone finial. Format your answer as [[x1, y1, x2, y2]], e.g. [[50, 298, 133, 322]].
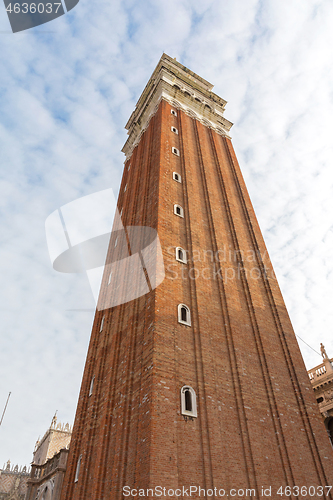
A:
[[51, 411, 58, 428], [320, 343, 328, 359]]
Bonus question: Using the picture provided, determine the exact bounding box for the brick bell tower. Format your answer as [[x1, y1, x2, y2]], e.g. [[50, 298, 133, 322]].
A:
[[60, 54, 333, 500]]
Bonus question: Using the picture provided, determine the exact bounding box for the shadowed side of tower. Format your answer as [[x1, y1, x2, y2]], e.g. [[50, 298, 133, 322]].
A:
[[60, 54, 333, 500]]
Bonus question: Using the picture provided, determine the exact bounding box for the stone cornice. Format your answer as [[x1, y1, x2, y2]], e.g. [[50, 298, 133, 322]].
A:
[[122, 53, 233, 160]]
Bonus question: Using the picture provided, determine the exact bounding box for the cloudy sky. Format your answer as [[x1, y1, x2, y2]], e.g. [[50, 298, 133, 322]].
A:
[[0, 0, 333, 467]]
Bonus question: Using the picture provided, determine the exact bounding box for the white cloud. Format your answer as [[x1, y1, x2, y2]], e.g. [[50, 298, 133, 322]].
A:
[[1, 0, 333, 467]]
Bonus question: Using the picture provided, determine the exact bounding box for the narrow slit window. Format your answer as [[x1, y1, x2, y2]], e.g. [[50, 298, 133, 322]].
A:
[[74, 455, 82, 483], [128, 164, 131, 170], [174, 204, 184, 218], [89, 376, 95, 397], [181, 386, 197, 417], [185, 389, 192, 411], [173, 172, 181, 183], [178, 304, 191, 326], [172, 147, 180, 156], [171, 109, 177, 116], [171, 126, 178, 134], [100, 315, 105, 332], [327, 418, 333, 445], [124, 184, 127, 192], [108, 272, 112, 285], [114, 237, 118, 247]]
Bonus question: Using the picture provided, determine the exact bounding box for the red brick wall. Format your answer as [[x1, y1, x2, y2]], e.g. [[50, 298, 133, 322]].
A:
[[60, 99, 333, 500]]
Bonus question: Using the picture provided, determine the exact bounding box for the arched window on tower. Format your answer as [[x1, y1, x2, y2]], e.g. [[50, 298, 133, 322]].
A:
[[178, 304, 191, 326], [174, 204, 184, 218], [173, 172, 181, 183], [175, 247, 187, 264], [181, 386, 197, 417]]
